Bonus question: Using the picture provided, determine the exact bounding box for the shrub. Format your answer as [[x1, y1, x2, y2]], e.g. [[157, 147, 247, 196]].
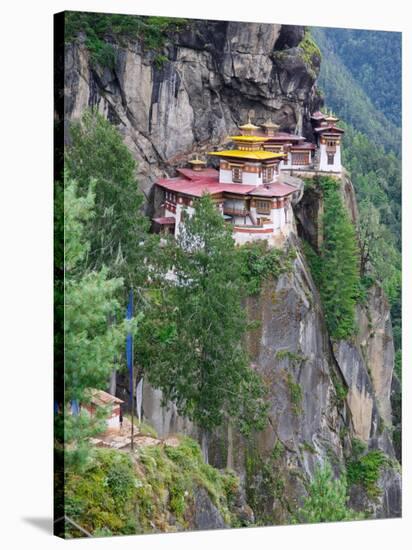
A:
[[285, 372, 303, 415], [238, 241, 295, 295], [295, 461, 363, 523], [346, 449, 389, 498]]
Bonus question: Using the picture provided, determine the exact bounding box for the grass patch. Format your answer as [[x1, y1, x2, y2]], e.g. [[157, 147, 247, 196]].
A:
[[64, 436, 241, 537]]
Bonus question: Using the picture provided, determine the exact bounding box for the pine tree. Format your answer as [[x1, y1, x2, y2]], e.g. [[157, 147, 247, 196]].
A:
[[308, 177, 360, 340], [295, 461, 363, 523], [61, 175, 138, 466], [65, 109, 152, 289]]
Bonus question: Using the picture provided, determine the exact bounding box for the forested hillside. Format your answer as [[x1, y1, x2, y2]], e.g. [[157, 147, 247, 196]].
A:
[[314, 28, 401, 127], [311, 27, 401, 154]]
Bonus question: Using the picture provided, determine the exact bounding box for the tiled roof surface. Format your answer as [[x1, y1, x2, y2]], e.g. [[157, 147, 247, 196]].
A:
[[290, 142, 316, 150], [314, 125, 345, 133], [152, 217, 176, 225], [88, 389, 124, 406], [177, 167, 219, 181], [208, 150, 284, 160], [255, 131, 305, 141], [249, 182, 297, 197], [157, 177, 297, 199]]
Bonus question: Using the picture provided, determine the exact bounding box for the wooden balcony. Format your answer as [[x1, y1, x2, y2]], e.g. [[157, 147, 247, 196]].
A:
[[223, 206, 249, 217]]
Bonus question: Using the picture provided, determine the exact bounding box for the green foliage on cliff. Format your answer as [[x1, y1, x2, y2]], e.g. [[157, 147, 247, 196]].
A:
[[138, 195, 268, 436], [65, 12, 187, 67], [238, 241, 295, 295], [312, 26, 401, 365], [285, 372, 302, 415], [303, 177, 360, 340], [63, 176, 138, 402], [300, 29, 321, 77], [346, 448, 389, 498], [295, 462, 363, 523], [64, 436, 241, 537]]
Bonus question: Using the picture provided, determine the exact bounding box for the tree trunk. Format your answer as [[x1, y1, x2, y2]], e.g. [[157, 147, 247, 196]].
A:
[[227, 420, 234, 470], [109, 368, 116, 396], [201, 430, 209, 464]]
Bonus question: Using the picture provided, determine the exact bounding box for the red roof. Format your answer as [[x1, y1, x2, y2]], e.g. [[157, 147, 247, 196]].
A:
[[290, 142, 316, 150], [314, 125, 344, 134], [157, 177, 227, 197], [249, 182, 297, 197], [152, 217, 176, 225], [87, 389, 124, 406], [177, 167, 219, 181], [156, 176, 296, 199]]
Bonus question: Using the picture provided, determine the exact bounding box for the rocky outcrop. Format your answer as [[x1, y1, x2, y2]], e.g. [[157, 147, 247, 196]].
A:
[[192, 487, 226, 530], [64, 21, 321, 199]]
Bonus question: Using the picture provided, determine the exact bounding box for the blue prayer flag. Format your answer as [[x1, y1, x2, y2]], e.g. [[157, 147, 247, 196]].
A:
[[126, 289, 134, 405], [71, 400, 80, 416]]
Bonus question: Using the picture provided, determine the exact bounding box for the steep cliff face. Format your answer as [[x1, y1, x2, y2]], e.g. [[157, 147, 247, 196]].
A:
[[213, 223, 399, 522], [64, 21, 321, 199]]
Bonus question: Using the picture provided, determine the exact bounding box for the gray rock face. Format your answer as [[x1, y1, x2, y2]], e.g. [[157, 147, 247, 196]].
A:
[[64, 21, 321, 198], [193, 487, 226, 530], [332, 340, 374, 442]]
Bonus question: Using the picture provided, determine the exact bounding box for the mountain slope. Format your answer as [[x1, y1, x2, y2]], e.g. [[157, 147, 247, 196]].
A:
[[311, 27, 401, 154], [314, 27, 401, 126]]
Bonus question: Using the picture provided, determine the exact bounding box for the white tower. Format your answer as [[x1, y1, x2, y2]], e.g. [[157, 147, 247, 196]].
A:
[[314, 113, 345, 173]]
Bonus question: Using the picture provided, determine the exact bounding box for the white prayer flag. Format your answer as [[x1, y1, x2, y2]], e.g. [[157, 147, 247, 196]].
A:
[[136, 377, 143, 423]]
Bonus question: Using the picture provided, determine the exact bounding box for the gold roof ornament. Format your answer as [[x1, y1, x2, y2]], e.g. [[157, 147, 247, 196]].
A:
[[325, 109, 339, 123], [261, 117, 280, 130], [239, 116, 260, 132], [188, 154, 206, 170]]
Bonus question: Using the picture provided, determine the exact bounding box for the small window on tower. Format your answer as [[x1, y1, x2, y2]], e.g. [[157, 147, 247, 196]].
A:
[[327, 153, 335, 165], [232, 167, 242, 183], [263, 167, 274, 183]]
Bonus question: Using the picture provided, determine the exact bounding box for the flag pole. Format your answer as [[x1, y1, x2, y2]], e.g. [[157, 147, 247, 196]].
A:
[[130, 290, 134, 454]]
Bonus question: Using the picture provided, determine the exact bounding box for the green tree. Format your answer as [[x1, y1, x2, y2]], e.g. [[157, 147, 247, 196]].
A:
[[62, 175, 138, 465], [305, 177, 360, 340], [358, 199, 401, 305], [295, 462, 362, 523], [139, 195, 268, 440], [65, 109, 152, 289]]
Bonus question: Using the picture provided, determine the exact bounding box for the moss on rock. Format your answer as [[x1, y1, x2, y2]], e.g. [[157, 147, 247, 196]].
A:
[[64, 436, 242, 537]]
